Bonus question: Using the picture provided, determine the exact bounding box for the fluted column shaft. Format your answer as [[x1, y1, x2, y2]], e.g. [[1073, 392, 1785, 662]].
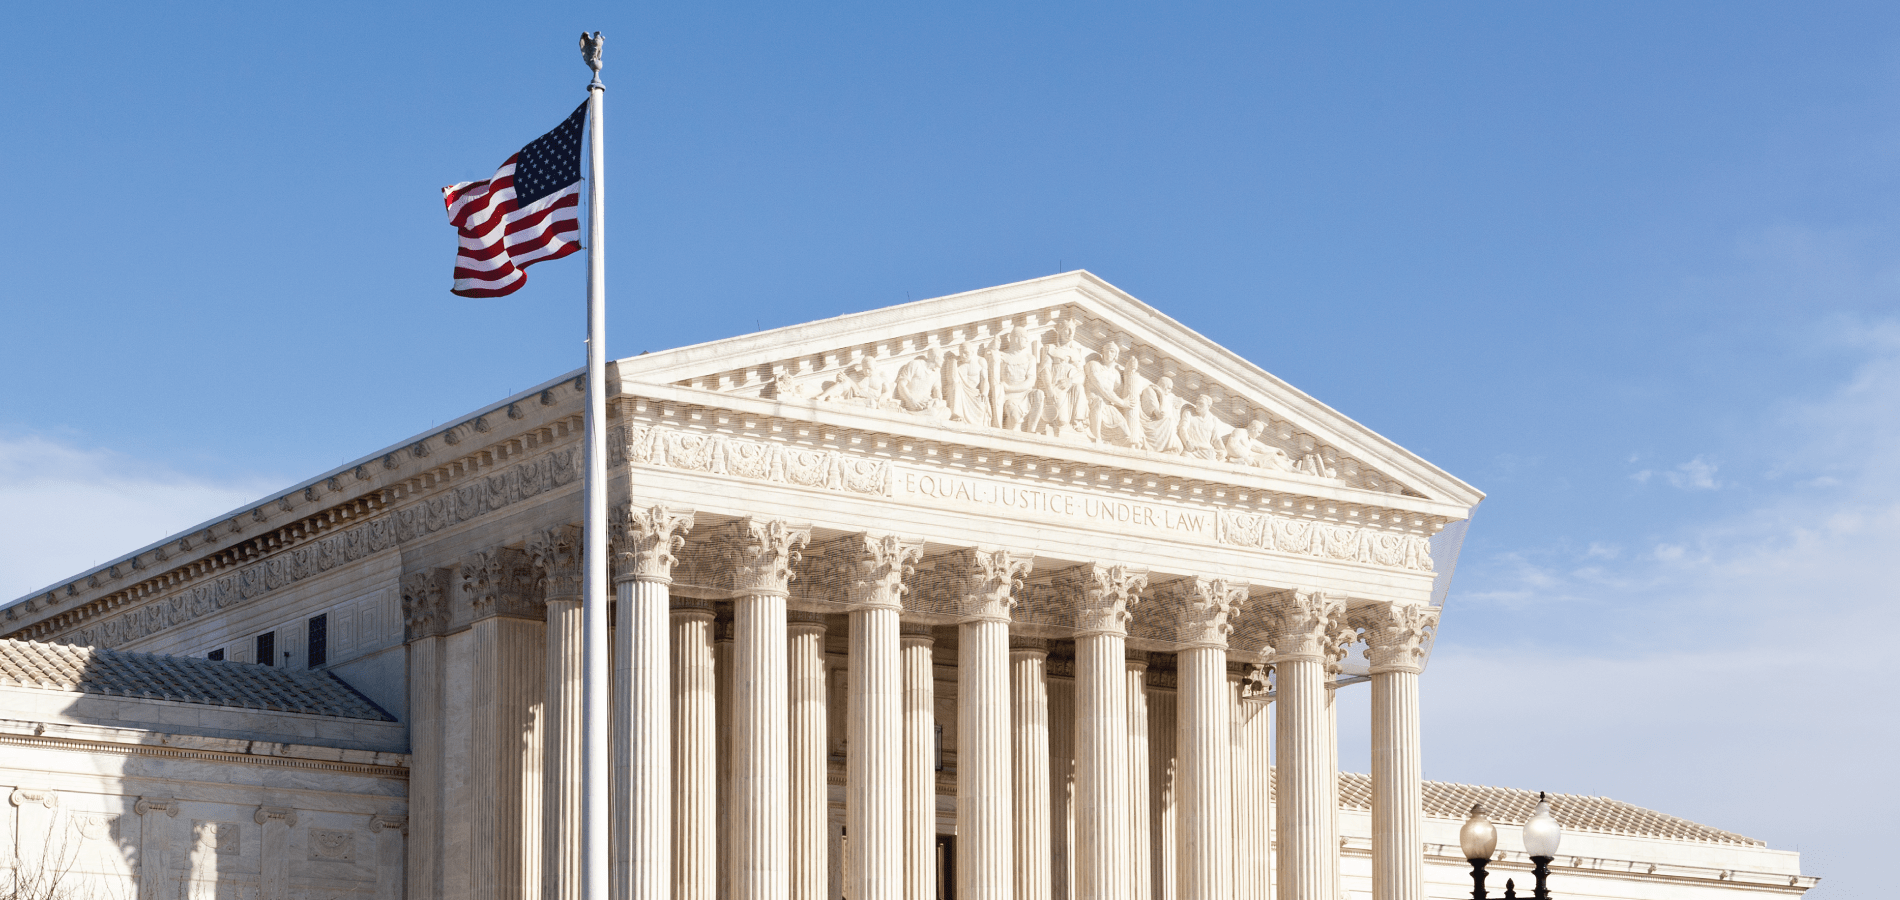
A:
[[847, 605, 902, 900], [1269, 591, 1344, 900], [1233, 689, 1273, 900], [960, 617, 1013, 900], [672, 605, 718, 900], [1127, 656, 1154, 900], [1049, 667, 1077, 900], [1177, 648, 1232, 900], [789, 617, 829, 900], [546, 596, 584, 900], [1069, 564, 1145, 900], [728, 518, 808, 900], [1363, 602, 1436, 900], [1011, 641, 1053, 900], [901, 628, 937, 900], [461, 549, 546, 900], [845, 535, 919, 900], [714, 621, 736, 900], [613, 508, 693, 900], [1146, 676, 1177, 900], [948, 548, 1031, 900]]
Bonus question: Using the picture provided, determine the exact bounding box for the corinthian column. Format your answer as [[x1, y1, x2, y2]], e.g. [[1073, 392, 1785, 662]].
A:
[[788, 614, 829, 900], [943, 548, 1033, 900], [1360, 603, 1438, 900], [529, 526, 585, 900], [671, 598, 718, 900], [901, 624, 937, 900], [1067, 564, 1148, 900], [1010, 638, 1052, 900], [1160, 577, 1246, 900], [613, 506, 695, 900], [400, 569, 453, 900], [460, 548, 547, 900], [727, 518, 812, 900], [1264, 591, 1346, 900], [844, 535, 922, 900]]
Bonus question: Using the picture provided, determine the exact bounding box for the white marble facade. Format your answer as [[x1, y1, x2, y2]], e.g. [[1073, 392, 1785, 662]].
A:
[[1, 273, 1815, 900]]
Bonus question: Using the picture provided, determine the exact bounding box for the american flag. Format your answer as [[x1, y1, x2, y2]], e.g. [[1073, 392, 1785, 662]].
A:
[[442, 101, 588, 297]]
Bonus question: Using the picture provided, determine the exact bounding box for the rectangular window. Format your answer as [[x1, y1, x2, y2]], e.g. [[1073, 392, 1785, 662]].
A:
[[934, 723, 944, 772], [307, 614, 328, 668], [207, 648, 225, 661], [256, 631, 275, 667]]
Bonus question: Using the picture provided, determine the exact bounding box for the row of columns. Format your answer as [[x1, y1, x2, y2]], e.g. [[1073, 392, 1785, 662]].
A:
[[521, 513, 1438, 900]]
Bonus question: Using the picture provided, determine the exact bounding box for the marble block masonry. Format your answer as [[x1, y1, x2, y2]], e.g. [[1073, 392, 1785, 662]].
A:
[[1, 272, 1815, 900]]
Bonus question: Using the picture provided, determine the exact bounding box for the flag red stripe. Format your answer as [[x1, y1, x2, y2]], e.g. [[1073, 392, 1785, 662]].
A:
[[443, 144, 580, 296]]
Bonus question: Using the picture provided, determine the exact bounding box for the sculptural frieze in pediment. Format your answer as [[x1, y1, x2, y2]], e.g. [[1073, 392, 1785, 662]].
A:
[[685, 307, 1408, 496]]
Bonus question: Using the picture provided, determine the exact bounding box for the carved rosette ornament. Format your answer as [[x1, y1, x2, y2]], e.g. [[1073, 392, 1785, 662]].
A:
[[844, 533, 924, 611], [527, 524, 584, 602], [612, 504, 698, 584], [1158, 576, 1249, 649], [1262, 589, 1348, 663], [939, 548, 1033, 623], [1066, 563, 1149, 637], [725, 517, 811, 596], [460, 548, 543, 621], [400, 569, 452, 640], [1359, 602, 1439, 674]]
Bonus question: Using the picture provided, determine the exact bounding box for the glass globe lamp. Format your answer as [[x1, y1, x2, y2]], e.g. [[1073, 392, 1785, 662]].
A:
[[1523, 792, 1563, 860], [1459, 803, 1498, 861]]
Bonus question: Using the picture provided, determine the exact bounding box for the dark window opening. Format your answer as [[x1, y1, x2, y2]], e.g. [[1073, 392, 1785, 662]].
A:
[[256, 631, 275, 667], [207, 648, 224, 661], [307, 614, 328, 668], [934, 723, 944, 772]]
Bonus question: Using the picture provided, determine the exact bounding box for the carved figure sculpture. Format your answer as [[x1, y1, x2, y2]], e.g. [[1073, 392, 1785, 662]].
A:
[[1296, 447, 1339, 479], [817, 359, 887, 407], [1039, 318, 1090, 437], [892, 347, 948, 417], [1177, 394, 1223, 460], [1224, 419, 1294, 471], [943, 342, 993, 426], [772, 373, 813, 401], [1138, 375, 1185, 454], [1084, 342, 1140, 447], [994, 327, 1045, 432]]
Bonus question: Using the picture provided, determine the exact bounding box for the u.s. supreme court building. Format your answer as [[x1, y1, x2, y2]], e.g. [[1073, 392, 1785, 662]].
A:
[[1, 273, 1814, 900]]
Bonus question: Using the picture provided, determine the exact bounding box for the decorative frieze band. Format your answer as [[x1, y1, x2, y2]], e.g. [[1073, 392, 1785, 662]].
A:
[[61, 448, 580, 649], [1216, 511, 1433, 572], [618, 423, 892, 497]]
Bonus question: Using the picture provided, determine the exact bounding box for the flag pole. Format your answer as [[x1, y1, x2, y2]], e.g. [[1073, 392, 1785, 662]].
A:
[[579, 30, 610, 900]]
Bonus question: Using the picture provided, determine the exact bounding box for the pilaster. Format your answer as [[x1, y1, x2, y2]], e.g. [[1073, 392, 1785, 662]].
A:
[[400, 568, 452, 900], [460, 547, 546, 900], [530, 524, 584, 900]]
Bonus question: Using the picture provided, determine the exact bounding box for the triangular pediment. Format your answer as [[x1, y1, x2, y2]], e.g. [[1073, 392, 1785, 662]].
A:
[[613, 272, 1481, 511]]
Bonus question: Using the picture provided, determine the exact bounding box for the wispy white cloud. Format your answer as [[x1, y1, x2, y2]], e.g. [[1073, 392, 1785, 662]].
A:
[[0, 435, 279, 603], [1662, 455, 1722, 490]]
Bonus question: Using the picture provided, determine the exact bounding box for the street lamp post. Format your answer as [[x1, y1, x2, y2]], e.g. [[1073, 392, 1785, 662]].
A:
[[1460, 793, 1564, 900]]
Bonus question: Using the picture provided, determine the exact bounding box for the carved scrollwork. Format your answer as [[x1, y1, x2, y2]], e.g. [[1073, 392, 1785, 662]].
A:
[[1153, 576, 1249, 648], [937, 547, 1033, 623], [1216, 511, 1433, 572], [1262, 589, 1348, 663], [527, 524, 584, 601], [723, 517, 810, 596], [1358, 602, 1440, 674], [612, 505, 696, 583], [401, 569, 452, 639], [842, 533, 924, 610], [460, 548, 542, 621], [1064, 563, 1149, 636]]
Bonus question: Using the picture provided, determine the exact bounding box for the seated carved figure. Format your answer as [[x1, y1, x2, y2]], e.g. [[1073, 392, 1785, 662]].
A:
[[1039, 318, 1090, 437], [1223, 419, 1294, 471], [1084, 342, 1140, 447], [891, 348, 949, 417], [995, 327, 1044, 432], [942, 342, 993, 426], [1177, 394, 1223, 460], [1138, 375, 1185, 454], [817, 359, 887, 407]]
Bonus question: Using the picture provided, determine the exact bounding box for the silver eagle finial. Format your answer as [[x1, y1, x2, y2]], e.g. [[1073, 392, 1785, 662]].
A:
[[580, 32, 604, 76]]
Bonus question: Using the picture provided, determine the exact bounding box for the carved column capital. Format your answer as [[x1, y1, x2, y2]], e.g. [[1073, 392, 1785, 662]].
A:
[[135, 796, 180, 818], [723, 517, 811, 596], [1062, 563, 1149, 637], [369, 813, 409, 834], [1156, 576, 1249, 649], [460, 548, 543, 621], [843, 533, 924, 611], [401, 569, 453, 640], [938, 548, 1033, 623], [527, 523, 584, 603], [1262, 589, 1348, 663], [9, 788, 56, 808], [613, 504, 697, 584], [253, 806, 299, 827], [1358, 602, 1439, 674]]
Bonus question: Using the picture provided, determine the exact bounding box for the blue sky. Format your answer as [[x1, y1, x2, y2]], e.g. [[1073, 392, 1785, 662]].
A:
[[3, 3, 1895, 895]]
